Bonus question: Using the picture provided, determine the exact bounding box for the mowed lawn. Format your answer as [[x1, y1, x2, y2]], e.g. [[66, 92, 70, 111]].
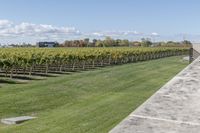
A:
[[0, 56, 188, 133]]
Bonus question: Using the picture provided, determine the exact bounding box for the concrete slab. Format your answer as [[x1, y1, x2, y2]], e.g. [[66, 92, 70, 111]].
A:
[[110, 115, 200, 133], [110, 57, 200, 133], [1, 116, 36, 125]]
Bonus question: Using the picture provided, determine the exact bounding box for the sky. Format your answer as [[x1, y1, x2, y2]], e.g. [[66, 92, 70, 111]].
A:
[[0, 0, 200, 44]]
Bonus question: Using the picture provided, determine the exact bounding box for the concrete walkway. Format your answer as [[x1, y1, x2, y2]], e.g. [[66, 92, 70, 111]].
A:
[[110, 57, 200, 133]]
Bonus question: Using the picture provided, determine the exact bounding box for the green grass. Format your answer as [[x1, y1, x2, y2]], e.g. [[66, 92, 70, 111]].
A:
[[0, 56, 188, 133]]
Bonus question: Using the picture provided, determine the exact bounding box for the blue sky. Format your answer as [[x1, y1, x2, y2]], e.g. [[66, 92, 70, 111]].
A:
[[0, 0, 200, 43]]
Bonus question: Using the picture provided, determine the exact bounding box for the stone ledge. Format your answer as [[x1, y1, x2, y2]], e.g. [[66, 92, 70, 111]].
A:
[[1, 116, 36, 125], [109, 57, 200, 133]]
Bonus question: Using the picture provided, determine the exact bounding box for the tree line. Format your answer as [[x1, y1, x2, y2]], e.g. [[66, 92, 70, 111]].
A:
[[60, 37, 192, 47], [0, 37, 192, 48]]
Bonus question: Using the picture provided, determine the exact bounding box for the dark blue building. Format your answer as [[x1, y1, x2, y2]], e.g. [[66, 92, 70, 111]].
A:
[[36, 42, 59, 47]]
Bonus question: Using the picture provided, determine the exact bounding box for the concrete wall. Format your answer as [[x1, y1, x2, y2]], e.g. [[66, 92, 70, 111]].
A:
[[193, 43, 200, 53], [192, 44, 200, 60], [109, 57, 200, 133]]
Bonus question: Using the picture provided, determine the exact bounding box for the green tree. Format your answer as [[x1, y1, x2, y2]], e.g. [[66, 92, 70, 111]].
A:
[[84, 38, 90, 47], [95, 40, 104, 47], [92, 39, 97, 47], [182, 40, 192, 47], [103, 36, 115, 47], [115, 39, 121, 47], [121, 39, 129, 47], [141, 38, 152, 47]]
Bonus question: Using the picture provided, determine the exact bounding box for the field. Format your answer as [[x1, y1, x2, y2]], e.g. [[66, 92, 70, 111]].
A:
[[0, 56, 188, 133], [0, 47, 188, 79]]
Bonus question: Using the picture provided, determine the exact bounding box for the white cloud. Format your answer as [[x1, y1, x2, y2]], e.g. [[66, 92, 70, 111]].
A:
[[124, 31, 143, 35], [0, 20, 13, 29], [92, 32, 105, 37], [91, 30, 143, 37], [151, 32, 159, 36], [0, 19, 162, 43], [0, 20, 80, 39]]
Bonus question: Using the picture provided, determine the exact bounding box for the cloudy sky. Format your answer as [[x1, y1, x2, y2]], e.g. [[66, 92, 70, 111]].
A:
[[0, 0, 200, 44]]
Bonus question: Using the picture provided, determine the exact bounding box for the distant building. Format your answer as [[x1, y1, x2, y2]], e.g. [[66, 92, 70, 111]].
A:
[[36, 42, 59, 47]]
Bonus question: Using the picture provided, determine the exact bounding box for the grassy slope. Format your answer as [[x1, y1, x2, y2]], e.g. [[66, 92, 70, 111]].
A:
[[0, 56, 188, 133]]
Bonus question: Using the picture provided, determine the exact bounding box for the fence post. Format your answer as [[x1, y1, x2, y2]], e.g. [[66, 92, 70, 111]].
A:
[[189, 47, 193, 63]]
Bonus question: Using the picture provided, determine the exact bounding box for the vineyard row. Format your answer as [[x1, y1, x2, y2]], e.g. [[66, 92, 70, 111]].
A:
[[0, 47, 189, 78]]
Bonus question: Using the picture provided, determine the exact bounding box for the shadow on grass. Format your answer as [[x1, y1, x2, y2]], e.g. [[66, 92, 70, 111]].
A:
[[0, 79, 24, 84], [47, 71, 73, 75], [0, 74, 46, 81], [30, 73, 60, 77]]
